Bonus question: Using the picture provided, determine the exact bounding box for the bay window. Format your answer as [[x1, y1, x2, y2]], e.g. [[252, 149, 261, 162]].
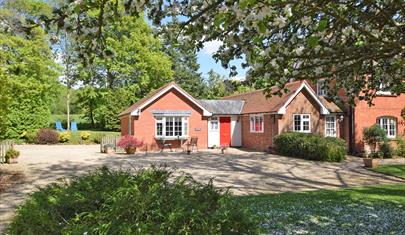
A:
[[155, 116, 189, 138], [293, 114, 311, 133], [377, 117, 397, 138], [250, 114, 264, 133]]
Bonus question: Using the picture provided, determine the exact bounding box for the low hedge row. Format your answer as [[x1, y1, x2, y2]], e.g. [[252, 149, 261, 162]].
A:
[[274, 132, 346, 162]]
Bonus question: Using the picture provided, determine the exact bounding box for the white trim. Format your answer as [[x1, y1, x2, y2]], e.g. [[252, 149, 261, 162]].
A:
[[325, 115, 337, 137], [131, 84, 212, 116], [154, 116, 189, 138], [377, 116, 397, 139], [317, 80, 327, 96], [249, 114, 264, 133], [293, 114, 311, 133], [277, 82, 330, 115]]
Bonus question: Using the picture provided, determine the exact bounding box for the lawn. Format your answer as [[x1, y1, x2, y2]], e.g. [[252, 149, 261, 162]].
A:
[[236, 184, 405, 234], [373, 165, 405, 179]]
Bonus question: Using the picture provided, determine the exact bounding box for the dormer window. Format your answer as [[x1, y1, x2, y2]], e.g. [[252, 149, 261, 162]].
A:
[[317, 80, 327, 96]]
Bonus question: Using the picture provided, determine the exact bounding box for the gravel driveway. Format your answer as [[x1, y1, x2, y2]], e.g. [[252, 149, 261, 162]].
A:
[[1, 144, 404, 231]]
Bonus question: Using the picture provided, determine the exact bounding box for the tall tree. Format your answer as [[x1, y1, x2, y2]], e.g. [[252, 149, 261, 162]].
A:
[[76, 13, 173, 130], [158, 20, 206, 98], [32, 0, 404, 104], [0, 0, 60, 139]]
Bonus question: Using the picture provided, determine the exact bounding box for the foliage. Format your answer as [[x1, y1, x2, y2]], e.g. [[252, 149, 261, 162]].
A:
[[362, 125, 387, 158], [79, 131, 90, 141], [274, 132, 346, 162], [58, 132, 71, 143], [5, 148, 20, 162], [380, 141, 394, 158], [396, 137, 405, 158], [402, 107, 405, 120], [0, 1, 60, 139], [35, 129, 59, 145], [7, 166, 258, 234], [117, 135, 143, 153], [373, 165, 405, 179], [74, 13, 173, 131], [30, 1, 404, 104], [158, 19, 206, 98], [237, 184, 405, 234]]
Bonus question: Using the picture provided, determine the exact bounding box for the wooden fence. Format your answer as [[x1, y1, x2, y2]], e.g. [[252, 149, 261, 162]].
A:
[[0, 140, 14, 163], [100, 136, 124, 153]]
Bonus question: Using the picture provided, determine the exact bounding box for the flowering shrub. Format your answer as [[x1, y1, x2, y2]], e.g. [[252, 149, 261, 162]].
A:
[[79, 131, 90, 141], [35, 129, 59, 144], [58, 132, 71, 143], [117, 135, 143, 154]]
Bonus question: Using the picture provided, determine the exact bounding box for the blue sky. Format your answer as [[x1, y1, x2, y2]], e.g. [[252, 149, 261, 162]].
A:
[[197, 40, 247, 80]]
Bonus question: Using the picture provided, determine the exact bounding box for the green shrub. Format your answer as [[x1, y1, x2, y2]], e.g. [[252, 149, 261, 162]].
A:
[[396, 137, 405, 158], [380, 141, 394, 158], [58, 132, 71, 143], [5, 148, 20, 163], [274, 132, 346, 162], [7, 166, 258, 234], [363, 125, 387, 157], [35, 129, 59, 144]]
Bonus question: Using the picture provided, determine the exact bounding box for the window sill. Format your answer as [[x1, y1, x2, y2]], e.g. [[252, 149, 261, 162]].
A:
[[155, 136, 189, 140]]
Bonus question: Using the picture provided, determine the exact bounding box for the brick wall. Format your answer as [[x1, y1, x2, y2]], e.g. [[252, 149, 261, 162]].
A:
[[352, 94, 405, 152], [120, 116, 129, 136], [131, 88, 208, 151], [241, 114, 276, 151]]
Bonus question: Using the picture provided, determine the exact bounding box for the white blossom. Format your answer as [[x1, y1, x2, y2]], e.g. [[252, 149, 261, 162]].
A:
[[274, 15, 287, 28], [284, 5, 292, 17]]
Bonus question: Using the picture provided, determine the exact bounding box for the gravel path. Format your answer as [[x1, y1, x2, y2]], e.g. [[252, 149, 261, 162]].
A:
[[1, 144, 404, 231]]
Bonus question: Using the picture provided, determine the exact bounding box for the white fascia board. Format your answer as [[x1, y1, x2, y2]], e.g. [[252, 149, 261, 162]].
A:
[[277, 83, 330, 115], [131, 84, 212, 117]]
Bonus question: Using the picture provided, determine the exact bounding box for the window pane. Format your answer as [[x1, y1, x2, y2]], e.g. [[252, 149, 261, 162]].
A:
[[156, 123, 163, 136], [166, 117, 174, 136], [294, 115, 301, 131], [174, 117, 182, 136]]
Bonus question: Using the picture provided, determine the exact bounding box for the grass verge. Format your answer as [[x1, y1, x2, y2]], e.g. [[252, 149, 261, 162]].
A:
[[236, 184, 405, 234], [373, 164, 405, 179]]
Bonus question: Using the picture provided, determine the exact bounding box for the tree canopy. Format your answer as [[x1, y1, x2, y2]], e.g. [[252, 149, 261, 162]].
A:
[[28, 0, 404, 104]]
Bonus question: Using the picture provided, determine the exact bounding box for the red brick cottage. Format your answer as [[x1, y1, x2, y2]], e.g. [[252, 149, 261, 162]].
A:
[[120, 80, 404, 152], [120, 80, 344, 151]]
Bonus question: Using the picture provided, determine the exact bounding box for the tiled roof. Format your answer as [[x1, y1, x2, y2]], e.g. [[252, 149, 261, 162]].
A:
[[223, 81, 303, 114], [319, 96, 342, 113], [198, 99, 244, 115]]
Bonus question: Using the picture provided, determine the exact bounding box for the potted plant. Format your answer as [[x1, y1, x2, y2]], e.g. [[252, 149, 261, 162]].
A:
[[117, 135, 143, 154], [5, 148, 20, 164], [362, 125, 386, 168], [103, 144, 114, 154]]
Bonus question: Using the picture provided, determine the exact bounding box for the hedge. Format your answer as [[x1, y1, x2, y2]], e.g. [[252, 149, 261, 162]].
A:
[[274, 132, 346, 162]]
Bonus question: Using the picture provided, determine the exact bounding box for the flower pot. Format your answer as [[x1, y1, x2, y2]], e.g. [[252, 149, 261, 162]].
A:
[[363, 158, 380, 168], [187, 150, 191, 155], [125, 147, 136, 154]]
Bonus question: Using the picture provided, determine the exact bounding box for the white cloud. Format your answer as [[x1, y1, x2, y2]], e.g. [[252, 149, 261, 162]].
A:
[[230, 75, 246, 81], [201, 40, 223, 55]]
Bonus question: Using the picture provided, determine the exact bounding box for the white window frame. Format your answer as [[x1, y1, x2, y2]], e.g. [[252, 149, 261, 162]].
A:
[[293, 114, 311, 133], [250, 114, 264, 133], [209, 117, 219, 131], [325, 115, 337, 137], [377, 117, 397, 139], [155, 116, 189, 138], [376, 82, 392, 95], [317, 80, 327, 96]]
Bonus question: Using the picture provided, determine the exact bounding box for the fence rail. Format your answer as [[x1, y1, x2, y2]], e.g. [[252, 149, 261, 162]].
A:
[[100, 136, 124, 153], [0, 140, 14, 163]]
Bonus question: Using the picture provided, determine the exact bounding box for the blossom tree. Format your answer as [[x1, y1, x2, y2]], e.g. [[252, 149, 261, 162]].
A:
[[20, 0, 404, 103]]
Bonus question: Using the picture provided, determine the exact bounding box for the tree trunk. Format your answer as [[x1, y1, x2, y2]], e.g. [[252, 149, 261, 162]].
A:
[[67, 90, 70, 131]]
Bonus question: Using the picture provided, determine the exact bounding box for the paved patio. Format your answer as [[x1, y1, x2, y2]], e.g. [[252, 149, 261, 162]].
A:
[[1, 144, 404, 230]]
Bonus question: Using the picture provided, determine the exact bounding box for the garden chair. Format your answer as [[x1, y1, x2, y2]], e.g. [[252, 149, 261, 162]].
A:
[[70, 121, 78, 132], [186, 137, 198, 152], [55, 121, 65, 131], [157, 138, 172, 152]]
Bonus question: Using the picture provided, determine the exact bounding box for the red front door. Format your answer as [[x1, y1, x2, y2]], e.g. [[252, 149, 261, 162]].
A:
[[220, 117, 231, 147]]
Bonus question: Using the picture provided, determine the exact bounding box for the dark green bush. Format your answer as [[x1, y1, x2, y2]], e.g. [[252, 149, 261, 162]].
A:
[[7, 166, 258, 234], [274, 132, 346, 162], [380, 141, 394, 158], [396, 137, 405, 158]]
